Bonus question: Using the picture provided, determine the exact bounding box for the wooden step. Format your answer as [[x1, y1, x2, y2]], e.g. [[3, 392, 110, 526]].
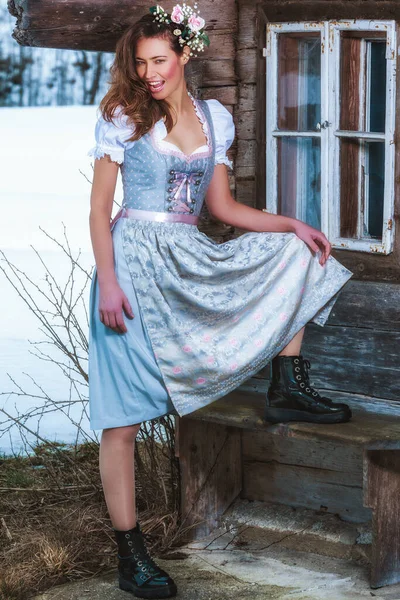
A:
[[178, 391, 400, 588], [186, 390, 400, 450], [186, 498, 371, 563]]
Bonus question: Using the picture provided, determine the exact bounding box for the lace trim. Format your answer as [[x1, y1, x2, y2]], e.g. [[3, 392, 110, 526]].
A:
[[87, 145, 124, 165], [215, 157, 233, 169], [150, 91, 212, 163]]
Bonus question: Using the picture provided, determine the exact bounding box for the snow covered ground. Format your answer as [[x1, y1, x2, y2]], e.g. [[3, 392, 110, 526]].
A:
[[0, 105, 124, 454]]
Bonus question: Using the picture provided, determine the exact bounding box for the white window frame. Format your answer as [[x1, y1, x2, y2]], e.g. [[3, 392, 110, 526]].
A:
[[265, 20, 396, 254]]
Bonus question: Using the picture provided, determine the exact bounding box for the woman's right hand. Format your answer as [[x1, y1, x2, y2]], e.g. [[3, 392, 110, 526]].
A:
[[98, 281, 134, 334]]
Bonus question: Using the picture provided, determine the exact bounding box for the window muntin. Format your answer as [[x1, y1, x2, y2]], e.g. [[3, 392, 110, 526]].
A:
[[265, 20, 396, 254]]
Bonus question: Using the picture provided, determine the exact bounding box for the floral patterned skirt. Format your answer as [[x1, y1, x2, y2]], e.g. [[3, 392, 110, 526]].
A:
[[88, 216, 352, 430]]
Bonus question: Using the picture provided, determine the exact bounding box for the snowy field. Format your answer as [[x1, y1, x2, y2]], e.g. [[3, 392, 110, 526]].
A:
[[0, 105, 124, 454]]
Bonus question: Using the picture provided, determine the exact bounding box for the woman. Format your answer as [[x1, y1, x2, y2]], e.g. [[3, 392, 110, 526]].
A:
[[87, 4, 353, 598]]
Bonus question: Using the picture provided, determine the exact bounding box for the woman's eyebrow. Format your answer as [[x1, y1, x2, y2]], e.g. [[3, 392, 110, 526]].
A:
[[135, 55, 168, 60]]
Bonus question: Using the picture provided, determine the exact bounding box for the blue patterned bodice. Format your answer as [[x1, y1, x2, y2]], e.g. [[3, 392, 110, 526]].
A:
[[120, 99, 216, 217]]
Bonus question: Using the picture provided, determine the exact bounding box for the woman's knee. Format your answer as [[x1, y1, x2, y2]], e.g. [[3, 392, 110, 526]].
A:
[[101, 422, 142, 443]]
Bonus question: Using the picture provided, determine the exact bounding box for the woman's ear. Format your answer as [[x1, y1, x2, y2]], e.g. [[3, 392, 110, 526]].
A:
[[182, 48, 190, 64]]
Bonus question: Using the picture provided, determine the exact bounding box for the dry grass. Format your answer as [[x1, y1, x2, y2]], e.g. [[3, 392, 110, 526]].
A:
[[0, 416, 183, 600]]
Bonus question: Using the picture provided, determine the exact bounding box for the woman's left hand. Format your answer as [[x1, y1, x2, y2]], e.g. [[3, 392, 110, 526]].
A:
[[293, 221, 332, 266]]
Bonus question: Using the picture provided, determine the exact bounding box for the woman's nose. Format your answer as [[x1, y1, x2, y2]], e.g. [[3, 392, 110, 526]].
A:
[[145, 65, 156, 79]]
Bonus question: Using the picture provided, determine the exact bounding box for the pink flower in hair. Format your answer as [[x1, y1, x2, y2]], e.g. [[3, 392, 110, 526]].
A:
[[279, 313, 287, 322], [183, 345, 192, 353], [173, 366, 182, 374], [255, 339, 263, 347], [196, 377, 206, 385], [230, 362, 238, 371], [207, 356, 215, 365], [171, 4, 184, 23], [188, 14, 205, 31], [203, 334, 211, 342]]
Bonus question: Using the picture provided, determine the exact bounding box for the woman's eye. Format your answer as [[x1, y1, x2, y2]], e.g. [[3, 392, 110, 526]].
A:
[[155, 60, 165, 64]]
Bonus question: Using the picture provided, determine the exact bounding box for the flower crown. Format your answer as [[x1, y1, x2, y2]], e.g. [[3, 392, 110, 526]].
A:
[[149, 3, 210, 56]]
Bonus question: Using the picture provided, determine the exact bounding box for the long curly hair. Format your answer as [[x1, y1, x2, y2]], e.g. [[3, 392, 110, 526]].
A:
[[99, 13, 189, 142]]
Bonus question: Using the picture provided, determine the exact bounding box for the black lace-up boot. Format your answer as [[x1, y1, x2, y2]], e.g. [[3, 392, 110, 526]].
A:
[[114, 522, 177, 598], [264, 355, 352, 424]]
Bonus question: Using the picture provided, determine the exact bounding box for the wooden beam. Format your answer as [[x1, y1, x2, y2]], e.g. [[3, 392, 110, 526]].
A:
[[260, 1, 400, 22], [8, 0, 237, 51], [178, 417, 242, 541], [255, 3, 267, 209], [364, 450, 400, 587]]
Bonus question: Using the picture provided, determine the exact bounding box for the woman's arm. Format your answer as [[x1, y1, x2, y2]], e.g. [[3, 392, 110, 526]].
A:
[[205, 164, 331, 266], [89, 157, 120, 286], [89, 157, 134, 332]]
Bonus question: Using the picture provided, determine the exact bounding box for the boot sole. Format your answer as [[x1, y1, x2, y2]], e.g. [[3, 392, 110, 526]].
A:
[[264, 407, 352, 425], [119, 577, 177, 598]]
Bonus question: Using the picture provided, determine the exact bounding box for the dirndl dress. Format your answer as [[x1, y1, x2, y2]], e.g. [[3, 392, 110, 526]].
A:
[[87, 92, 353, 431]]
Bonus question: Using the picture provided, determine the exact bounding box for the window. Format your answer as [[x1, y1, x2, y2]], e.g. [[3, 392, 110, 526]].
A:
[[265, 21, 396, 254]]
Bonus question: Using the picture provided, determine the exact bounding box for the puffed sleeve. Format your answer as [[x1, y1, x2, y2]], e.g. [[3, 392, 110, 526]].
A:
[[87, 106, 134, 165], [206, 99, 235, 169]]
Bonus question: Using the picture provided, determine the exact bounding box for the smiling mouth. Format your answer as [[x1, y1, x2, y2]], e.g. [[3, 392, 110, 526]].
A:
[[147, 81, 165, 92]]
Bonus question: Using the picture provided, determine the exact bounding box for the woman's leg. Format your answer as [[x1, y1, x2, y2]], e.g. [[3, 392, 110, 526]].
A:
[[279, 327, 305, 356], [99, 423, 141, 530], [100, 422, 178, 598]]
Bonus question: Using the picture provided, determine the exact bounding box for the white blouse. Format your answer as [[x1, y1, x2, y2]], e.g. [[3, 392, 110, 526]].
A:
[[87, 99, 235, 169]]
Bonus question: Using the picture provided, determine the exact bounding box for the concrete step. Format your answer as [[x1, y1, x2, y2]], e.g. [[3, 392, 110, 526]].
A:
[[186, 498, 372, 563]]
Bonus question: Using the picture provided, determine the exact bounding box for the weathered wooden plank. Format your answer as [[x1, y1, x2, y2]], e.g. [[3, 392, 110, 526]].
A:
[[302, 324, 400, 401], [237, 0, 257, 50], [8, 0, 238, 50], [243, 460, 370, 523], [236, 110, 256, 140], [237, 48, 257, 84], [235, 179, 256, 207], [261, 1, 400, 22], [243, 431, 363, 476], [255, 4, 268, 210], [178, 418, 242, 540], [200, 86, 238, 105], [187, 390, 400, 449], [364, 450, 400, 587], [333, 249, 400, 284], [236, 166, 256, 179], [327, 280, 400, 331], [202, 60, 237, 87], [237, 83, 256, 112], [236, 138, 256, 167]]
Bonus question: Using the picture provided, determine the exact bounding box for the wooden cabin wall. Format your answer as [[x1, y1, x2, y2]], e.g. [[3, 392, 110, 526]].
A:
[[227, 0, 400, 282], [8, 0, 400, 279]]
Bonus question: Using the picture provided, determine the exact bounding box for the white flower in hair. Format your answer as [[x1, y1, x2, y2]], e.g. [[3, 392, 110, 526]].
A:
[[149, 2, 210, 56]]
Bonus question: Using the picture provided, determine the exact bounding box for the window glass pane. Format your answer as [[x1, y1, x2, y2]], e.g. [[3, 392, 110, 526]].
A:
[[278, 34, 321, 132], [340, 33, 386, 132], [340, 37, 361, 131], [340, 139, 384, 240], [368, 42, 386, 133], [366, 142, 385, 238], [278, 137, 321, 230]]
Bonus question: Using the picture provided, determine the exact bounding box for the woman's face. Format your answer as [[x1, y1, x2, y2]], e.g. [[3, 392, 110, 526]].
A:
[[135, 36, 187, 99]]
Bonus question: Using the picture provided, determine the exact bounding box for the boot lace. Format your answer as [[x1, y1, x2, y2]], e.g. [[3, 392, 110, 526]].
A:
[[298, 359, 325, 401], [131, 532, 164, 579]]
